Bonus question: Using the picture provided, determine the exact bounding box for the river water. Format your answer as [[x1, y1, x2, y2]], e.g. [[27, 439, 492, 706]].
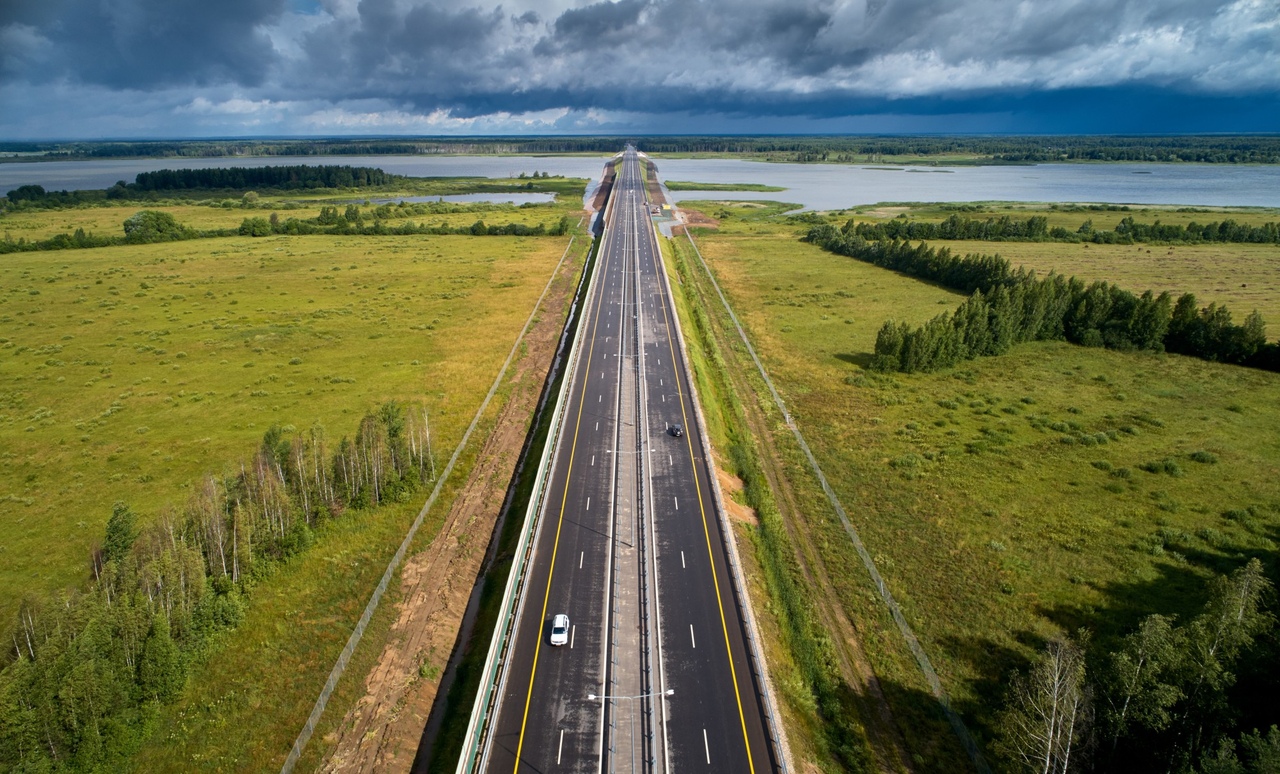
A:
[[3, 154, 1279, 210]]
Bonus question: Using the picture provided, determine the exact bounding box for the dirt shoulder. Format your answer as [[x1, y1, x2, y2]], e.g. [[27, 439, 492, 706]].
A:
[[318, 240, 582, 774]]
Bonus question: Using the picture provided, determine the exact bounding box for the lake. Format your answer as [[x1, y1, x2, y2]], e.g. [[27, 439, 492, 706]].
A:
[[3, 154, 1279, 210]]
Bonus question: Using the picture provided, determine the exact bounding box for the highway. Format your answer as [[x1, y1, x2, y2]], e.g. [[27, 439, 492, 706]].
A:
[[478, 148, 776, 773]]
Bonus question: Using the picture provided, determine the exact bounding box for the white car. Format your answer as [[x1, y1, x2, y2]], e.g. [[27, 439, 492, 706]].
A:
[[550, 614, 570, 646]]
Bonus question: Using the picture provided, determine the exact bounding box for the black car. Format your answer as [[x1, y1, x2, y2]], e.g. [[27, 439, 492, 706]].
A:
[[670, 424, 683, 437]]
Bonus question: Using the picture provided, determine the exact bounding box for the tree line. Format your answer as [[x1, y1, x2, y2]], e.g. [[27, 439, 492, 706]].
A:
[[802, 226, 1279, 373], [849, 214, 1280, 245], [240, 206, 571, 237], [0, 402, 436, 770], [132, 165, 397, 191], [999, 559, 1279, 773], [14, 136, 1280, 164], [2, 165, 394, 213]]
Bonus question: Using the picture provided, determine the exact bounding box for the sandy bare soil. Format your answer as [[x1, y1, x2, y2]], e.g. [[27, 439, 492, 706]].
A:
[[318, 243, 581, 774], [715, 466, 759, 526]]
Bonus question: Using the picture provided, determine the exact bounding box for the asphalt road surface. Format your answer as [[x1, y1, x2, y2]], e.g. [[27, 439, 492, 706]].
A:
[[480, 148, 776, 774]]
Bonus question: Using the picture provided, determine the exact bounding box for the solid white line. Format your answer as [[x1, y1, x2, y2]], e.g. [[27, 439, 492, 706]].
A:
[[703, 729, 711, 764], [690, 625, 696, 648], [558, 729, 565, 763]]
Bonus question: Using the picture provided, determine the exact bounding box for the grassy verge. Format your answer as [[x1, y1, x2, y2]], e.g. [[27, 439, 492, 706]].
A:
[[677, 211, 1280, 768]]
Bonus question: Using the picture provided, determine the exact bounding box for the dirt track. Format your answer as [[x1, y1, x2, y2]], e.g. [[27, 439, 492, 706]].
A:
[[318, 242, 581, 774]]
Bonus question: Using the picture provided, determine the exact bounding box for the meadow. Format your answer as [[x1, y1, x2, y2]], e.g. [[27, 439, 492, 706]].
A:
[[0, 231, 571, 629], [672, 202, 1280, 768]]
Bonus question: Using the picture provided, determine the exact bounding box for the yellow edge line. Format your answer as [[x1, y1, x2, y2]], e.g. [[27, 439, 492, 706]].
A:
[[647, 204, 757, 773], [511, 212, 614, 772]]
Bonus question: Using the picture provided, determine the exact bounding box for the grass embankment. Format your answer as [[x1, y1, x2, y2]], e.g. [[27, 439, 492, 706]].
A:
[[0, 233, 568, 628], [675, 206, 1280, 768]]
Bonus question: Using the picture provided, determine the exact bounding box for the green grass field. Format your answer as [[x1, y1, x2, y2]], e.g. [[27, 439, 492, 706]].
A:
[[675, 210, 1280, 767], [0, 231, 572, 630]]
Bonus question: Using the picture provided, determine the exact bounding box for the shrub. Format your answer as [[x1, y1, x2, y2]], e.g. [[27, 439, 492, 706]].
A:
[[123, 210, 194, 243], [1139, 458, 1183, 476], [1189, 450, 1219, 464]]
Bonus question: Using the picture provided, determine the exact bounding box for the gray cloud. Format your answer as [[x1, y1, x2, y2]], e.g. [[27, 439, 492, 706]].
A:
[[1, 0, 1277, 136], [3, 0, 286, 89]]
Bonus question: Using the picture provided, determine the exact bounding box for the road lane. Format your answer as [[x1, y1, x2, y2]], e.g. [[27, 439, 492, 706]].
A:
[[480, 148, 776, 774]]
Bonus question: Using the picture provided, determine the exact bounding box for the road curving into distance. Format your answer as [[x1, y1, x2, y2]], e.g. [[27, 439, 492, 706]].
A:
[[475, 147, 778, 774]]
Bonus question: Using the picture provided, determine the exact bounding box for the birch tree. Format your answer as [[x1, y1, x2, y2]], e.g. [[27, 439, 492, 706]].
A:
[[1103, 613, 1182, 748], [999, 635, 1093, 774]]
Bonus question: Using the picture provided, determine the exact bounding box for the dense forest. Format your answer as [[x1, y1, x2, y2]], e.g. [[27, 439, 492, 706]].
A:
[[6, 136, 1280, 164], [2, 165, 398, 211], [0, 403, 434, 770], [803, 225, 1279, 374], [132, 165, 397, 191]]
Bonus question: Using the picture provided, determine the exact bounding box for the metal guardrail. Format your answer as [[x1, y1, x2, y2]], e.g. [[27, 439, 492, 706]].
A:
[[454, 168, 620, 774]]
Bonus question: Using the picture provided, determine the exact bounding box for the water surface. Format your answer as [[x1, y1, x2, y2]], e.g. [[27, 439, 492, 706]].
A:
[[656, 159, 1280, 210], [4, 154, 1279, 209]]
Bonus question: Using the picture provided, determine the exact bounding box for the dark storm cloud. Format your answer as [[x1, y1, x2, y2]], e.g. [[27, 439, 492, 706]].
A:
[[300, 0, 503, 82], [1, 0, 1277, 135], [3, 0, 286, 88]]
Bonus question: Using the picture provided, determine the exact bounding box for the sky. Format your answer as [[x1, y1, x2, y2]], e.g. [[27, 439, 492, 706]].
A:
[[0, 0, 1277, 139]]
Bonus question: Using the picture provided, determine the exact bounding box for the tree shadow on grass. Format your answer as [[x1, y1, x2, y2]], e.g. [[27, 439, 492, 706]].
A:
[[933, 631, 1042, 758], [1037, 532, 1279, 649], [835, 352, 874, 368], [872, 674, 987, 772]]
